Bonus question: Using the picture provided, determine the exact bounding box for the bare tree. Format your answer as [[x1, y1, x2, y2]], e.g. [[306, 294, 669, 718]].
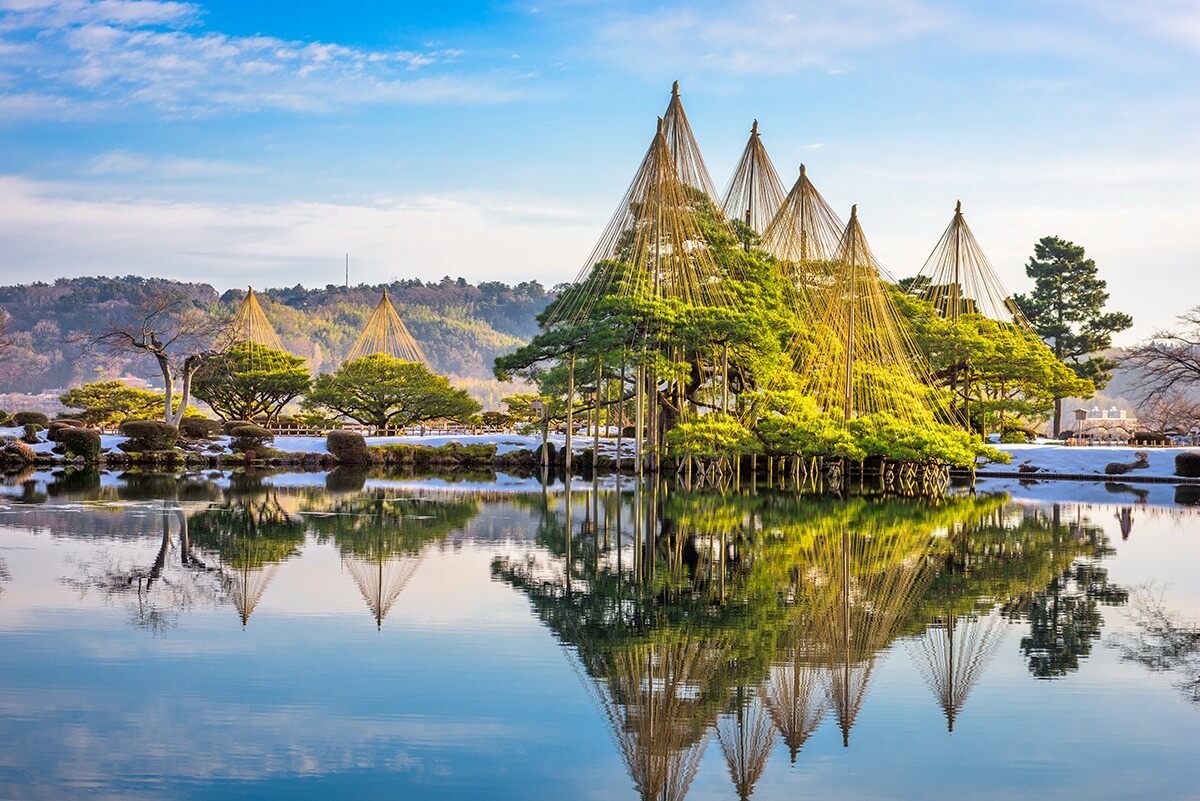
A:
[[90, 291, 230, 426], [1124, 307, 1200, 403], [1137, 390, 1200, 434]]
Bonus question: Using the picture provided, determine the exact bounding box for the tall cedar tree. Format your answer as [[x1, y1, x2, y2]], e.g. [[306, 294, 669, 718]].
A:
[[1013, 236, 1132, 435]]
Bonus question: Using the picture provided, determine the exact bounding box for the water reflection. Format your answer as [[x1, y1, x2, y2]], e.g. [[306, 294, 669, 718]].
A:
[[6, 468, 1198, 800]]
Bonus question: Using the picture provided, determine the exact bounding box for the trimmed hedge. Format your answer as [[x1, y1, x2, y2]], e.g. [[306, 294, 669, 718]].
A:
[[222, 420, 254, 435], [228, 423, 274, 445], [13, 411, 50, 427], [1131, 431, 1169, 445], [118, 420, 179, 451], [1175, 452, 1200, 478], [56, 428, 101, 462], [179, 417, 223, 439], [327, 430, 371, 465]]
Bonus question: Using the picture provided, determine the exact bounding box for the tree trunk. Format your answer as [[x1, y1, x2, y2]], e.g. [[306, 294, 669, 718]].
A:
[[169, 357, 199, 427], [156, 355, 175, 425], [1053, 397, 1063, 438]]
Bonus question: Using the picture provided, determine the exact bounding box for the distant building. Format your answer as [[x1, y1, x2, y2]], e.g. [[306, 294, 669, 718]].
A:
[[1072, 404, 1138, 434]]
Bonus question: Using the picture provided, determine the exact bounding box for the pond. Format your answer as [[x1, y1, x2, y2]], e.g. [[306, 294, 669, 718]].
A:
[[0, 468, 1197, 800]]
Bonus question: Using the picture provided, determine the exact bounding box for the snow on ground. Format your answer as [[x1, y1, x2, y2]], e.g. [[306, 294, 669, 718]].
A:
[[990, 443, 1200, 479]]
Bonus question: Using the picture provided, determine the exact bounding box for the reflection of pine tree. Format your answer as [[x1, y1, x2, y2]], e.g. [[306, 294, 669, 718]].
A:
[[1115, 589, 1200, 705], [1016, 561, 1128, 678]]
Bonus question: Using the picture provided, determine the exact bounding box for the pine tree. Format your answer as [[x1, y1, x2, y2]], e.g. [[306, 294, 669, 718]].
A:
[[1013, 236, 1132, 435]]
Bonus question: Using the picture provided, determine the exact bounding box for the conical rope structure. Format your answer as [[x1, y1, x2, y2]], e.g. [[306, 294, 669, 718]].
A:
[[662, 81, 719, 202], [229, 287, 286, 352], [716, 687, 776, 801], [907, 611, 1007, 732], [791, 206, 945, 425], [347, 288, 427, 364], [228, 552, 279, 627], [721, 120, 787, 240], [914, 202, 1029, 326], [548, 117, 735, 327], [760, 164, 846, 304]]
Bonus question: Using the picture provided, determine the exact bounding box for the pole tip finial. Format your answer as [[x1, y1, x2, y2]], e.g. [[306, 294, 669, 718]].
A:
[[656, 116, 664, 134], [799, 163, 806, 176], [850, 203, 858, 219], [955, 199, 962, 213], [751, 118, 758, 134], [671, 79, 679, 96]]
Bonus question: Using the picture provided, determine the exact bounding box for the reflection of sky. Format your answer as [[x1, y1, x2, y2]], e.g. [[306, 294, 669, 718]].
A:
[[0, 492, 1198, 800]]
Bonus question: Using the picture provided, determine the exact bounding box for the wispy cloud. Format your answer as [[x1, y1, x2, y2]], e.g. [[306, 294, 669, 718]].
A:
[[0, 0, 526, 118]]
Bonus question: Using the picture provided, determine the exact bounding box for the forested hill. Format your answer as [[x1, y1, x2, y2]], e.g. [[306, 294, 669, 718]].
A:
[[0, 276, 554, 405]]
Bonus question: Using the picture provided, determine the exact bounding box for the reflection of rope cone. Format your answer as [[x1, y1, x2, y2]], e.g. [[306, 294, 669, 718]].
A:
[[347, 289, 427, 364], [228, 556, 279, 627], [810, 527, 935, 746], [344, 554, 423, 630], [594, 638, 725, 801], [717, 688, 775, 801], [909, 611, 1006, 732], [230, 287, 286, 351], [763, 656, 827, 762]]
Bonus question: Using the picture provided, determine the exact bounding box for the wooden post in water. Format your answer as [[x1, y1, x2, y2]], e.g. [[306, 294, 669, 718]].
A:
[[566, 351, 575, 474], [593, 360, 602, 470]]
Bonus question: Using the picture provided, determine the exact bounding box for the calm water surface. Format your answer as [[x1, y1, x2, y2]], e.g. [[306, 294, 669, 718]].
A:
[[0, 469, 1197, 800]]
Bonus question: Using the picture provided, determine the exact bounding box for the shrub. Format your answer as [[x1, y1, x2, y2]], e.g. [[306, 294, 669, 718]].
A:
[[56, 428, 101, 462], [666, 415, 757, 459], [999, 429, 1028, 444], [0, 438, 36, 464], [179, 417, 223, 439], [1174, 452, 1200, 478], [1131, 431, 1169, 446], [118, 420, 179, 452], [222, 420, 255, 435], [327, 430, 371, 465], [0, 410, 9, 426], [228, 424, 274, 454], [21, 424, 41, 444], [13, 411, 49, 427]]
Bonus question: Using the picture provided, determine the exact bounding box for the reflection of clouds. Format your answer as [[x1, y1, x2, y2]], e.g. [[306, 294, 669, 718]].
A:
[[0, 690, 512, 793]]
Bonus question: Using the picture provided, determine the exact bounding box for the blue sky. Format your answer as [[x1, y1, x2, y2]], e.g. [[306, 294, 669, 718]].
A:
[[1, 0, 1197, 340]]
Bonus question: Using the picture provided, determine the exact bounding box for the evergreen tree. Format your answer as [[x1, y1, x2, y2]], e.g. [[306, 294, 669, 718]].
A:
[[1013, 236, 1132, 435]]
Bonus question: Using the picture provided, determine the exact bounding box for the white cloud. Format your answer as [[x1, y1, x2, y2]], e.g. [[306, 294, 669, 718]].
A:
[[0, 176, 596, 290], [0, 0, 524, 117], [86, 149, 260, 178]]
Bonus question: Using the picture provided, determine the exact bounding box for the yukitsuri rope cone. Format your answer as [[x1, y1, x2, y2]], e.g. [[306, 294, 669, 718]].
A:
[[760, 164, 846, 306], [721, 120, 787, 239], [548, 114, 735, 327], [347, 288, 427, 364], [662, 80, 720, 202], [763, 648, 827, 763], [229, 287, 287, 352], [914, 201, 1029, 326], [790, 205, 944, 425], [908, 611, 1006, 732]]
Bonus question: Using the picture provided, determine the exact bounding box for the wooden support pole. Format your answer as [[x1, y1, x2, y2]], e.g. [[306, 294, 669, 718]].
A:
[[566, 351, 575, 474]]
